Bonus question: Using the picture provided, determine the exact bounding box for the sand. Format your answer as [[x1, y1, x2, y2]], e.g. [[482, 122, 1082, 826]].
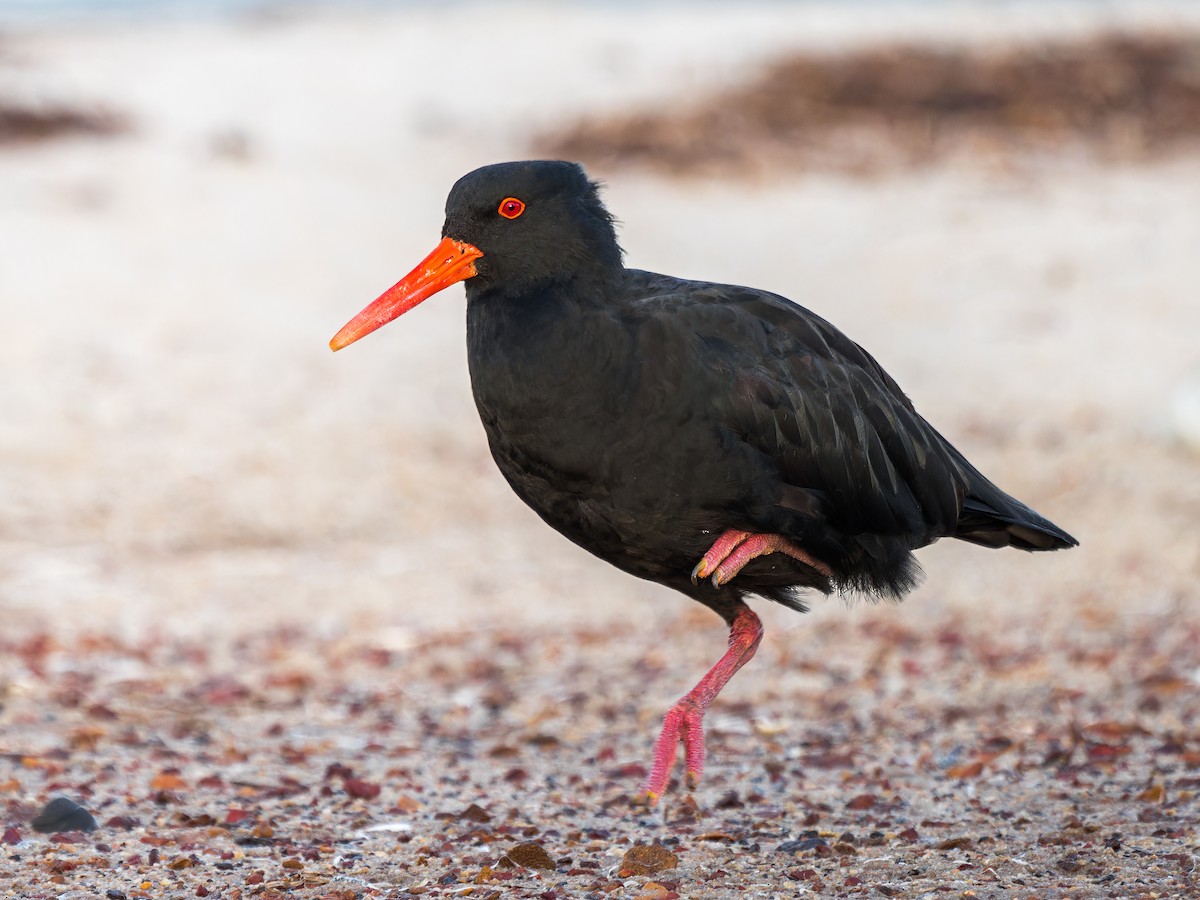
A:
[[1, 3, 1199, 897]]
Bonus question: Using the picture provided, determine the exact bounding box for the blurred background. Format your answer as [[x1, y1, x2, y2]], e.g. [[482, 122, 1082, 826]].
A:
[[2, 0, 1199, 646]]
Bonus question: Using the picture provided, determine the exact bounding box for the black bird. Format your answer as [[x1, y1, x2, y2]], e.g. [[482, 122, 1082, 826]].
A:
[[330, 160, 1077, 802]]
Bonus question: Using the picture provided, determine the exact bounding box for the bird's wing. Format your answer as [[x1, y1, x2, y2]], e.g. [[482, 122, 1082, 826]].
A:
[[630, 275, 971, 544]]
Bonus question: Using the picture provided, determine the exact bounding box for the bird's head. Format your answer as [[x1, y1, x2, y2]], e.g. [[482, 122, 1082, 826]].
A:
[[330, 160, 621, 351]]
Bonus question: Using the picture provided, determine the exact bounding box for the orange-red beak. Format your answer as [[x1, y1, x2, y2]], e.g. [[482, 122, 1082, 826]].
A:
[[329, 236, 483, 351]]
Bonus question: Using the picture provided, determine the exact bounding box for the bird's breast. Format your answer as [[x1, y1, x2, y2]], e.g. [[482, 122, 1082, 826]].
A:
[[467, 298, 639, 478], [464, 293, 735, 558]]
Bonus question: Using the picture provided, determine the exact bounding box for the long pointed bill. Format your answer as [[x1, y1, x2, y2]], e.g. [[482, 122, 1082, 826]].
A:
[[329, 236, 483, 351]]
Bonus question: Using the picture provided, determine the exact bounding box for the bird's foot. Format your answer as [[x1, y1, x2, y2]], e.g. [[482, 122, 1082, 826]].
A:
[[639, 698, 706, 804], [637, 605, 763, 805], [691, 529, 831, 587]]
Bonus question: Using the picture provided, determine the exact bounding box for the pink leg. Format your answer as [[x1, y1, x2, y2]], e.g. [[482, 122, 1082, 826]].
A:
[[640, 604, 763, 803], [692, 528, 830, 588]]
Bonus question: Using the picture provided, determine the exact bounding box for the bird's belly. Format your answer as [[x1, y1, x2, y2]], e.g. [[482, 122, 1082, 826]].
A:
[[484, 412, 742, 580]]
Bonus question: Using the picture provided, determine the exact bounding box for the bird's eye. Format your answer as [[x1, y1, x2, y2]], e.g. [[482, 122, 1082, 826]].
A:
[[498, 197, 525, 219]]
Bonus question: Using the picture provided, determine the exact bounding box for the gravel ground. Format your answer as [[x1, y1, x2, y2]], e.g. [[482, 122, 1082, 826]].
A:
[[2, 3, 1199, 897], [3, 604, 1200, 898]]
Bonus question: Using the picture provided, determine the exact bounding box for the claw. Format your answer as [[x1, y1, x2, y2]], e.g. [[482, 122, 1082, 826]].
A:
[[691, 530, 748, 587]]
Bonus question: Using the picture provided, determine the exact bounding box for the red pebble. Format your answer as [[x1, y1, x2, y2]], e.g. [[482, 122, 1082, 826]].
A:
[[344, 779, 381, 800]]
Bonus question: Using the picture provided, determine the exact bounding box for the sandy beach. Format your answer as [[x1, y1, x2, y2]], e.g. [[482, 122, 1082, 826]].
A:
[[2, 2, 1200, 896]]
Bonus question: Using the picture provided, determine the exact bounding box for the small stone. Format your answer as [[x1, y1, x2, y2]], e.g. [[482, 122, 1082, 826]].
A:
[[845, 793, 877, 810], [1056, 853, 1085, 874], [935, 836, 973, 851], [502, 841, 556, 870], [778, 836, 828, 853], [618, 844, 679, 877], [458, 803, 491, 823], [31, 796, 98, 833], [343, 778, 381, 800]]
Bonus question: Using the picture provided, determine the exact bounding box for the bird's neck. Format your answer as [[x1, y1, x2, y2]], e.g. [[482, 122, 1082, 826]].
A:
[[464, 269, 631, 417], [465, 260, 623, 310], [465, 270, 617, 347]]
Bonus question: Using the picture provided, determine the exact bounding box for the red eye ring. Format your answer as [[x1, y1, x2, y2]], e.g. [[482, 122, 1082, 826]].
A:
[[498, 197, 525, 219]]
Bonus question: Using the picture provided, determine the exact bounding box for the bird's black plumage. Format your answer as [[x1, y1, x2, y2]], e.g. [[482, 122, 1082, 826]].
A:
[[445, 160, 1075, 622]]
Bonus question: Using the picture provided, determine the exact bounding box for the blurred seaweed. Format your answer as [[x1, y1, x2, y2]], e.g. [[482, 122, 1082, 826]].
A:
[[541, 32, 1200, 175], [0, 98, 125, 143]]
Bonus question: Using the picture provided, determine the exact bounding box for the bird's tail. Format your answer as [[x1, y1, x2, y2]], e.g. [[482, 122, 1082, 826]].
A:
[[953, 468, 1078, 551]]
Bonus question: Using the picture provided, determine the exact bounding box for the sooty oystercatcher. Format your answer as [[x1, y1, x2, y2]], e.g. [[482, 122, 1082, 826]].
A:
[[330, 160, 1077, 802]]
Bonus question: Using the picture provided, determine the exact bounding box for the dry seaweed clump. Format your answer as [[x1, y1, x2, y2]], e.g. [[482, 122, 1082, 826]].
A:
[[0, 97, 126, 144], [540, 32, 1200, 176]]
